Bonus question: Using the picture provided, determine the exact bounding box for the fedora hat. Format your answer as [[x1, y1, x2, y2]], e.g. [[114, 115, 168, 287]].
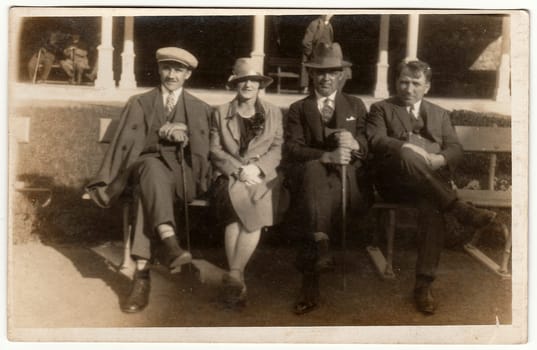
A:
[[226, 58, 273, 89], [156, 47, 198, 69], [304, 42, 352, 69]]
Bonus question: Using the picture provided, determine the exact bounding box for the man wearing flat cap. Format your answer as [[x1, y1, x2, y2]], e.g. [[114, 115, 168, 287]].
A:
[[86, 47, 212, 313], [285, 42, 372, 314]]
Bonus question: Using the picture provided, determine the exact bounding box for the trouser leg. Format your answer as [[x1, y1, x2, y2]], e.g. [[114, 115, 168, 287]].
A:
[[40, 52, 55, 81], [415, 198, 445, 279], [136, 157, 177, 229], [398, 148, 457, 209], [130, 157, 178, 260], [377, 148, 457, 209], [376, 149, 452, 280], [302, 160, 341, 235]]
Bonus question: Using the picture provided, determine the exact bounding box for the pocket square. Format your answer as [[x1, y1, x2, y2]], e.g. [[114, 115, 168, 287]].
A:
[[346, 115, 356, 121]]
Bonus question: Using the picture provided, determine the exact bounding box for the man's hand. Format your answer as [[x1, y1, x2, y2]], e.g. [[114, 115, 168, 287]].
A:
[[158, 122, 189, 145], [321, 147, 352, 165], [335, 130, 360, 151], [401, 143, 446, 170], [427, 153, 446, 170], [239, 164, 263, 186]]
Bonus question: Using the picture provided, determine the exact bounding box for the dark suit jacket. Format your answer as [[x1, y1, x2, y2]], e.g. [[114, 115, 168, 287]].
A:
[[285, 92, 368, 163], [285, 92, 372, 212], [86, 87, 212, 208], [366, 97, 463, 171]]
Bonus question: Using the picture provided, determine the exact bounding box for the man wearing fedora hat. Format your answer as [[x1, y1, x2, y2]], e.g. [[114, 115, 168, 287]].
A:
[[285, 42, 372, 314], [86, 46, 212, 313]]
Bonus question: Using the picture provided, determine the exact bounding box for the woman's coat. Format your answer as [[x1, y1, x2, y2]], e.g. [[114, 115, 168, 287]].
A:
[[210, 98, 286, 231]]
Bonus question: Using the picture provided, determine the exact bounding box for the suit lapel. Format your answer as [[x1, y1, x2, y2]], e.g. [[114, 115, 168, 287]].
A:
[[304, 95, 324, 142], [225, 99, 241, 145], [393, 103, 413, 133], [139, 88, 161, 129], [333, 92, 351, 129], [421, 100, 436, 132], [169, 92, 186, 123]]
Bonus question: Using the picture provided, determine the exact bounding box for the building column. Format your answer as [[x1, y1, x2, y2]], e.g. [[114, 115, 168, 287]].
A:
[[119, 16, 137, 89], [374, 15, 390, 98], [405, 14, 420, 60], [94, 16, 115, 89], [250, 15, 266, 73], [495, 15, 510, 102]]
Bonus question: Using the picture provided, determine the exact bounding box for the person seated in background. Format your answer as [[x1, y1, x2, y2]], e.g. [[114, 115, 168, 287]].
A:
[[27, 30, 70, 83], [366, 59, 499, 315], [210, 58, 287, 308], [59, 34, 91, 84]]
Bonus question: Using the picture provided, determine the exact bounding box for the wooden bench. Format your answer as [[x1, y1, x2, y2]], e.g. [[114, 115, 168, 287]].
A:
[[266, 57, 301, 94], [83, 118, 209, 278], [366, 125, 512, 280]]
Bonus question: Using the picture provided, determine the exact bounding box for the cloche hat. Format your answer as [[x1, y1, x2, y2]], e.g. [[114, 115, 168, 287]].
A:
[[226, 57, 273, 89]]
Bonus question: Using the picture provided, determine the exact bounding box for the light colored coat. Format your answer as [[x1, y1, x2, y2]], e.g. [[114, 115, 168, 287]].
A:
[[210, 98, 285, 231]]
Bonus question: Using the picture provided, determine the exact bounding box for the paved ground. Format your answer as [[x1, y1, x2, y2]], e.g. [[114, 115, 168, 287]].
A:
[[8, 236, 512, 339]]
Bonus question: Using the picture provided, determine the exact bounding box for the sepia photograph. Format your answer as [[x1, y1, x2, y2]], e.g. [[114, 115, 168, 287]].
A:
[[4, 3, 529, 345]]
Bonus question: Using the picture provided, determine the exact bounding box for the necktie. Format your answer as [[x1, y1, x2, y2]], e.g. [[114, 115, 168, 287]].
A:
[[321, 98, 334, 124], [409, 105, 424, 133], [409, 105, 417, 119], [165, 92, 176, 117]]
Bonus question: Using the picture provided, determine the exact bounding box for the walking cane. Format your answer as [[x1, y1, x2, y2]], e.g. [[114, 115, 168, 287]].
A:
[[341, 163, 347, 291], [179, 143, 192, 272], [32, 48, 43, 84]]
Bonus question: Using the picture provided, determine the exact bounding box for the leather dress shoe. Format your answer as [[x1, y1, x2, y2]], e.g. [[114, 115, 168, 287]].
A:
[[294, 273, 320, 315], [294, 297, 319, 315], [414, 285, 436, 315], [167, 249, 192, 270], [451, 201, 497, 229], [122, 271, 150, 313]]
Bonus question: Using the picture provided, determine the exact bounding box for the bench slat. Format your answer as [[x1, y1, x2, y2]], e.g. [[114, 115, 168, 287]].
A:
[[456, 189, 511, 208], [454, 126, 511, 152]]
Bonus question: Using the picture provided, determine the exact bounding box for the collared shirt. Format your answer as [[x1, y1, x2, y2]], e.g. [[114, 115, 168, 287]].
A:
[[406, 100, 422, 119], [161, 85, 183, 108], [315, 90, 337, 114]]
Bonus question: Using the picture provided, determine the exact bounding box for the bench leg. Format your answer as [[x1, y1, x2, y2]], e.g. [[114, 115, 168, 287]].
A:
[[366, 208, 396, 279], [384, 209, 396, 277], [463, 223, 511, 279], [499, 223, 512, 275], [119, 201, 136, 279]]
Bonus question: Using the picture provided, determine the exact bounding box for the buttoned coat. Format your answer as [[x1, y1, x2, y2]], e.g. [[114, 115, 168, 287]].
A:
[[210, 98, 285, 231], [285, 92, 372, 212], [86, 87, 212, 208], [366, 97, 463, 171]]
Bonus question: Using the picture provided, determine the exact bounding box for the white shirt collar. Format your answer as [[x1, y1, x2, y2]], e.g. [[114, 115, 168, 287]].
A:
[[407, 100, 422, 119], [162, 86, 183, 105]]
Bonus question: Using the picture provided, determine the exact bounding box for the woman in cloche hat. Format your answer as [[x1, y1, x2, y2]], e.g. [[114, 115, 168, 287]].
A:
[[210, 58, 287, 308]]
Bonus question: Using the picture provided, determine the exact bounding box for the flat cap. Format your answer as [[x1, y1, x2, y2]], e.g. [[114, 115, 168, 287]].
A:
[[156, 47, 198, 69]]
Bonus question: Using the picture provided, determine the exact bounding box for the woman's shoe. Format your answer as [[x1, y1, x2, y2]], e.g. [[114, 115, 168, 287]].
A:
[[220, 272, 247, 309]]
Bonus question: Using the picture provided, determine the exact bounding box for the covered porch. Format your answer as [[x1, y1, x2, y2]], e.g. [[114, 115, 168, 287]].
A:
[[13, 10, 511, 103]]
